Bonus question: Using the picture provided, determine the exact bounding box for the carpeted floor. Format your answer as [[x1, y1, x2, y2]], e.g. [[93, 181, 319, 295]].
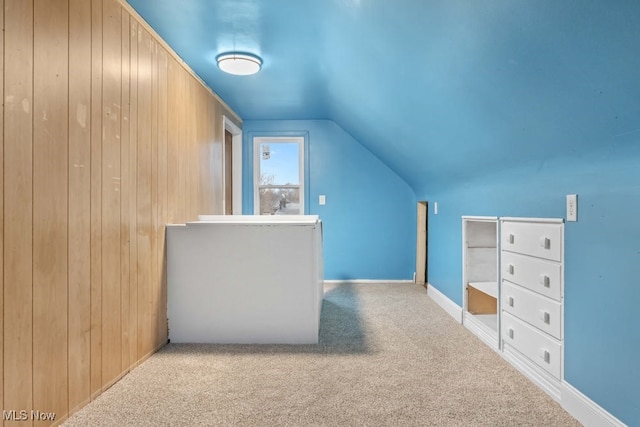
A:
[[63, 282, 581, 426]]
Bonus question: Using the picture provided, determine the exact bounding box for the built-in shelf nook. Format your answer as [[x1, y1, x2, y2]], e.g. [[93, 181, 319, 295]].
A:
[[462, 217, 499, 349]]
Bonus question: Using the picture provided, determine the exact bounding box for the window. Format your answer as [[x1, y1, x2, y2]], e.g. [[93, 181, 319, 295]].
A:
[[253, 136, 305, 215]]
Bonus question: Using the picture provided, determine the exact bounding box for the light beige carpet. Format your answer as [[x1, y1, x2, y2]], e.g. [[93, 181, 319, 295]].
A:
[[63, 283, 581, 426]]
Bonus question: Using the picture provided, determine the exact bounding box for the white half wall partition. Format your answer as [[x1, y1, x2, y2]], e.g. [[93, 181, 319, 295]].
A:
[[166, 215, 324, 344]]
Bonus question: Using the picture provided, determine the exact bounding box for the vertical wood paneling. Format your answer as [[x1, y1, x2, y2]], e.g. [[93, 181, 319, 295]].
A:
[[166, 58, 180, 223], [191, 78, 198, 216], [136, 27, 153, 359], [157, 48, 169, 345], [149, 39, 159, 347], [33, 0, 69, 422], [181, 71, 189, 221], [203, 89, 212, 213], [176, 64, 187, 222], [120, 8, 131, 373], [187, 77, 197, 218], [180, 73, 189, 220], [128, 18, 139, 368], [0, 1, 241, 423], [68, 0, 92, 413], [101, 0, 122, 388], [175, 67, 180, 220], [3, 0, 34, 422], [0, 0, 4, 422], [90, 0, 103, 399], [198, 85, 208, 214], [197, 80, 205, 216]]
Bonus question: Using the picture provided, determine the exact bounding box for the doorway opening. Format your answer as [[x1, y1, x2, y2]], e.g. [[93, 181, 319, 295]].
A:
[[223, 116, 242, 215], [416, 201, 428, 287], [224, 129, 233, 215]]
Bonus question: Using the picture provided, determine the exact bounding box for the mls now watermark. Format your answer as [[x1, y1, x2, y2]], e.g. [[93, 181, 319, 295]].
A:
[[3, 409, 56, 421]]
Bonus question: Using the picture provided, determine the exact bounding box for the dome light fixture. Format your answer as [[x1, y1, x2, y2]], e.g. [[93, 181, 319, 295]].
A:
[[216, 52, 262, 76]]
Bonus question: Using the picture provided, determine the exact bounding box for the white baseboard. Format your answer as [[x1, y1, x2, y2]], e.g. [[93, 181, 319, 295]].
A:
[[502, 344, 562, 402], [561, 381, 627, 427], [426, 283, 463, 323], [423, 286, 626, 426], [463, 312, 500, 352], [324, 280, 414, 284]]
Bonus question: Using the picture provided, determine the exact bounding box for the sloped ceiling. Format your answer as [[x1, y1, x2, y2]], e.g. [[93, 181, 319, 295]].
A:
[[126, 0, 640, 193]]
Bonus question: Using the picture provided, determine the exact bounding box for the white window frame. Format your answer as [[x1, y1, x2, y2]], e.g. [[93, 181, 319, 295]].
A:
[[253, 136, 305, 215]]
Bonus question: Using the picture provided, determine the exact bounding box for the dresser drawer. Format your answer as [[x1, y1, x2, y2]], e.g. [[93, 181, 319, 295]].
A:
[[502, 220, 562, 261], [502, 251, 561, 301], [502, 312, 561, 379], [502, 281, 561, 339]]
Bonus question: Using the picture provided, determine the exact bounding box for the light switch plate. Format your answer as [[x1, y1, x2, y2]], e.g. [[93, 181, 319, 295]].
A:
[[319, 195, 326, 205], [566, 194, 577, 221], [434, 202, 438, 215]]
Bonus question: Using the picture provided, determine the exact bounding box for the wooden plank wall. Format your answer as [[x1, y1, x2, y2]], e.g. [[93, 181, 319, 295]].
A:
[[4, 1, 35, 424], [0, 0, 4, 420], [1, 0, 242, 425], [68, 0, 92, 414]]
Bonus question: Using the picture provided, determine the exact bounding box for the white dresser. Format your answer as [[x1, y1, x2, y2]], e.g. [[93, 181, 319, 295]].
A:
[[500, 217, 564, 400]]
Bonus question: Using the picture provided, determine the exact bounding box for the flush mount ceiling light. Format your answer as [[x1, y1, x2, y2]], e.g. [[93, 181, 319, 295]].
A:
[[216, 52, 262, 76]]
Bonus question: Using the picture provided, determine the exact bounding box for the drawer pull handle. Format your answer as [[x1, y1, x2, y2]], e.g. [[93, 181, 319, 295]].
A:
[[539, 236, 551, 249], [540, 311, 550, 324], [508, 297, 514, 307], [508, 328, 514, 339], [539, 275, 550, 287], [507, 264, 514, 275], [507, 233, 515, 244], [541, 350, 551, 363]]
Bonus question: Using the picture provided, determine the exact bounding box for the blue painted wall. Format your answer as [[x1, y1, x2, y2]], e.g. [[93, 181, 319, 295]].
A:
[[423, 141, 640, 426], [242, 120, 416, 281]]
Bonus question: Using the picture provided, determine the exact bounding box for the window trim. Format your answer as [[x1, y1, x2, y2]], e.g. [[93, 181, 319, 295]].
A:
[[253, 136, 305, 215]]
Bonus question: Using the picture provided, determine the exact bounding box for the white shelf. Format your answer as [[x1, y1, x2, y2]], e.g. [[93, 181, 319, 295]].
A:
[[463, 217, 499, 350], [476, 313, 498, 332], [468, 281, 498, 299], [464, 312, 499, 345]]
